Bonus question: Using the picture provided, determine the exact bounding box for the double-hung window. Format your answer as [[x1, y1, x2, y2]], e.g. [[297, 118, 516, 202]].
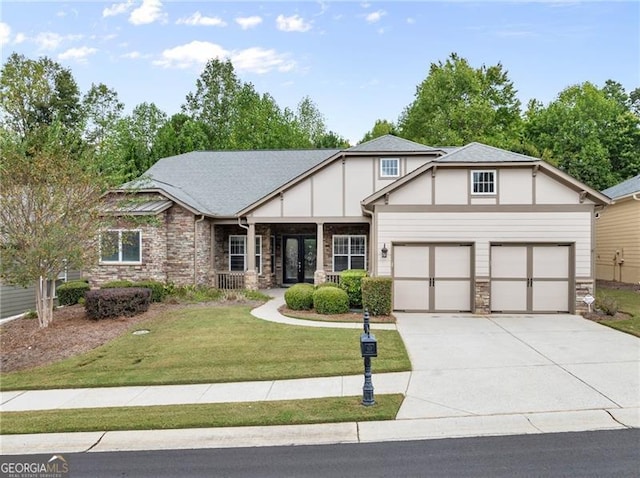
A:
[[229, 235, 262, 274], [471, 170, 496, 195], [100, 230, 142, 264], [380, 158, 400, 178], [333, 235, 366, 272]]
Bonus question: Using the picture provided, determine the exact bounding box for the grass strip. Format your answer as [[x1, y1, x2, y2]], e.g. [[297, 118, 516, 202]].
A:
[[1, 306, 410, 391], [597, 287, 640, 337], [0, 394, 404, 435]]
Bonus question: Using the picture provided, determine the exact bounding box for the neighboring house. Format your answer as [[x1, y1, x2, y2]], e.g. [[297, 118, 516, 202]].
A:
[[0, 269, 81, 320], [596, 174, 640, 284], [92, 135, 609, 314]]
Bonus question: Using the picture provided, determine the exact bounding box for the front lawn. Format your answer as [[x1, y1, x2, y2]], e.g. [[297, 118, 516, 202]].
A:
[[0, 305, 410, 390], [595, 285, 640, 337], [0, 394, 404, 434]]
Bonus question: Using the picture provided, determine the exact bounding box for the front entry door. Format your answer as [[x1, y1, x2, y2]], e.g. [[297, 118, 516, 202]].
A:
[[284, 236, 316, 284]]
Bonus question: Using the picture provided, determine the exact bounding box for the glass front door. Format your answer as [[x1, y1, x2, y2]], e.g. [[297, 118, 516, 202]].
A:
[[283, 235, 316, 284]]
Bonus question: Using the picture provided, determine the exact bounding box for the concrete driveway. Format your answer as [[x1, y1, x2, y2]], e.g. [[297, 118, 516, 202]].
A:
[[394, 313, 640, 424]]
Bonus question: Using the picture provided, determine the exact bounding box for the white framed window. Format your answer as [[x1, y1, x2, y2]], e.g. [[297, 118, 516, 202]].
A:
[[333, 235, 366, 272], [270, 235, 276, 273], [229, 235, 262, 274], [100, 230, 142, 264], [471, 170, 496, 195], [380, 158, 400, 178]]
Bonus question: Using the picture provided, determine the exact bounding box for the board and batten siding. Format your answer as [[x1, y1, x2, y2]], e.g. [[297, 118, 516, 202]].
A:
[[376, 211, 592, 278], [595, 199, 640, 283], [247, 154, 435, 219]]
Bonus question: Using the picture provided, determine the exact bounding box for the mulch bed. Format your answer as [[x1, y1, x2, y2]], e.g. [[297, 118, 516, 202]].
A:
[[278, 305, 395, 324]]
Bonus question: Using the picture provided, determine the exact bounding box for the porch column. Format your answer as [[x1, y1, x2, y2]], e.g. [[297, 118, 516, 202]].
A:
[[314, 222, 326, 285], [245, 223, 257, 290]]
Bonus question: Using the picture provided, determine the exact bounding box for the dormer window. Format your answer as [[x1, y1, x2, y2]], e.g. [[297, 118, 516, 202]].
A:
[[380, 158, 400, 178], [471, 170, 496, 195]]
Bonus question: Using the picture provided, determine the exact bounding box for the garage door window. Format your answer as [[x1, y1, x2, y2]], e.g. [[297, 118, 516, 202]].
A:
[[333, 235, 366, 272], [471, 170, 496, 195]]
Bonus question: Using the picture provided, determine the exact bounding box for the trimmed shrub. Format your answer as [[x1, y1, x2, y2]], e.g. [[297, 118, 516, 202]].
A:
[[339, 269, 368, 309], [362, 276, 392, 316], [57, 280, 90, 306], [313, 287, 350, 315], [85, 287, 151, 320], [101, 280, 133, 289], [316, 281, 341, 289], [134, 280, 166, 302], [284, 283, 315, 310]]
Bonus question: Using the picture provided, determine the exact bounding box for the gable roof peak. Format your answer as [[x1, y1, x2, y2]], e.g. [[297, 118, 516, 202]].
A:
[[435, 141, 541, 163], [602, 174, 640, 199], [348, 134, 438, 152]]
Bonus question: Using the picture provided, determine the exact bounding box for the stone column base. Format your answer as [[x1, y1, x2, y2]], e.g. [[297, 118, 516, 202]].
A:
[[314, 270, 327, 286], [474, 279, 490, 315], [244, 270, 258, 290]]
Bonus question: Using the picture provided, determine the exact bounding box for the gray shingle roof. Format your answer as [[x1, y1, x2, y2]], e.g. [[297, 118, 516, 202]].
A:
[[349, 134, 439, 152], [435, 142, 539, 163], [103, 199, 173, 215], [602, 174, 640, 199], [125, 150, 339, 216]]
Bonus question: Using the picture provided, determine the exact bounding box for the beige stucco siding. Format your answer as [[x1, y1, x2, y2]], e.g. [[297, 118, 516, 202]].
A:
[[595, 199, 640, 283], [499, 168, 533, 204], [313, 161, 343, 216], [282, 180, 312, 216], [536, 173, 582, 204], [434, 169, 468, 204], [388, 174, 432, 205], [376, 211, 592, 277], [345, 160, 375, 216]]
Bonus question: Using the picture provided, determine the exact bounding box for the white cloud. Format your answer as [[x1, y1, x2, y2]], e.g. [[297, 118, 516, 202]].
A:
[[58, 46, 98, 63], [365, 10, 386, 23], [14, 33, 26, 44], [103, 0, 134, 18], [130, 0, 167, 25], [235, 16, 262, 30], [153, 41, 295, 74], [406, 17, 416, 25], [0, 22, 10, 46], [176, 12, 226, 27], [231, 47, 295, 74], [276, 14, 312, 32], [34, 32, 64, 50], [153, 41, 228, 69]]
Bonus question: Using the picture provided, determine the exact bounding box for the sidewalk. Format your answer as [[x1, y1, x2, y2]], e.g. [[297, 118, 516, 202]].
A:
[[1, 290, 638, 455]]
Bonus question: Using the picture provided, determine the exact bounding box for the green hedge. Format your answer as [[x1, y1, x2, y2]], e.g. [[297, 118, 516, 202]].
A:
[[57, 280, 90, 306], [339, 269, 368, 309], [100, 280, 134, 289], [135, 280, 166, 302], [362, 276, 392, 316], [313, 287, 350, 315], [284, 283, 315, 310], [85, 287, 151, 320], [316, 282, 340, 289]]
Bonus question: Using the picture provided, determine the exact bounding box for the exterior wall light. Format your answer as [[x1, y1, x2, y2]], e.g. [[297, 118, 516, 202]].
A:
[[381, 243, 388, 258]]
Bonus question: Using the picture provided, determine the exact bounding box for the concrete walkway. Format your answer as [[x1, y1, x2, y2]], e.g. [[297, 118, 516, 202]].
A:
[[1, 290, 639, 454]]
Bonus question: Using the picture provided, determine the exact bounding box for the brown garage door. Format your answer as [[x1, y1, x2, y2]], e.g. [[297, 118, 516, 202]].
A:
[[393, 243, 473, 312], [490, 244, 573, 313]]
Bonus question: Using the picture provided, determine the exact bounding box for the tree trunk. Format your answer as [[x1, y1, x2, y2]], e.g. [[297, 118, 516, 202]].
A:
[[36, 277, 56, 328]]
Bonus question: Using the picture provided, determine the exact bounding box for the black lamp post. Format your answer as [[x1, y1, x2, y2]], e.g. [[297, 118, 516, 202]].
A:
[[360, 309, 377, 406]]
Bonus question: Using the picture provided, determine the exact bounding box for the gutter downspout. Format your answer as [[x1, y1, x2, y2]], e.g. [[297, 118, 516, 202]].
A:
[[194, 215, 205, 285], [360, 203, 375, 276]]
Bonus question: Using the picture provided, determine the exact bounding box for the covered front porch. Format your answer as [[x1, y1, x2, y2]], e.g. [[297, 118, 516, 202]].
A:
[[211, 220, 371, 290]]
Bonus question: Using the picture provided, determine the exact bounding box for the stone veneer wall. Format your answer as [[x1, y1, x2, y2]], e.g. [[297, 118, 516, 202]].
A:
[[575, 279, 594, 314], [165, 204, 197, 285], [322, 224, 370, 274], [88, 215, 168, 287]]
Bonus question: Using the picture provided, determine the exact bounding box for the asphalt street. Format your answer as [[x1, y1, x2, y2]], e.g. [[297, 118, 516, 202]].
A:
[[10, 429, 637, 478]]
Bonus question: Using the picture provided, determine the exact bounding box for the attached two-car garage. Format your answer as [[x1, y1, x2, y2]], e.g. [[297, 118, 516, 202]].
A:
[[392, 242, 573, 313]]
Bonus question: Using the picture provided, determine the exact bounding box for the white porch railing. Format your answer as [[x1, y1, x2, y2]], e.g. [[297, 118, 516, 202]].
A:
[[216, 271, 245, 290], [326, 273, 340, 284]]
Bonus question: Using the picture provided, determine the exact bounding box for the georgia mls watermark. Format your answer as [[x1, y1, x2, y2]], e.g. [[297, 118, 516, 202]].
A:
[[1, 455, 69, 478]]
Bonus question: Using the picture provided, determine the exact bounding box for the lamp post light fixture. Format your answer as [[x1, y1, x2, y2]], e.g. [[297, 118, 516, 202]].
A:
[[360, 309, 377, 406]]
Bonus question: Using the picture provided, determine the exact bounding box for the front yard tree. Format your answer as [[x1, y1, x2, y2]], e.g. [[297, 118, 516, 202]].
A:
[[0, 124, 104, 328], [398, 53, 522, 147], [0, 53, 82, 139]]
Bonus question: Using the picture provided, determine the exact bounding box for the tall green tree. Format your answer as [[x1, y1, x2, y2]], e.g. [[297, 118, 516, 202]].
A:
[[360, 119, 397, 143], [151, 113, 210, 158], [0, 53, 82, 139], [0, 123, 105, 327], [398, 53, 522, 147], [524, 81, 640, 190], [82, 82, 124, 148]]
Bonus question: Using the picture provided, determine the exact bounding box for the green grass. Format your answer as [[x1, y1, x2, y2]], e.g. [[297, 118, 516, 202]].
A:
[[0, 395, 404, 435], [0, 306, 410, 391], [596, 286, 640, 337]]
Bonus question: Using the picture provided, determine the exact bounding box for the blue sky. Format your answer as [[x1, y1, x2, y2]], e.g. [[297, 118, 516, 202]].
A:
[[1, 1, 638, 145]]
